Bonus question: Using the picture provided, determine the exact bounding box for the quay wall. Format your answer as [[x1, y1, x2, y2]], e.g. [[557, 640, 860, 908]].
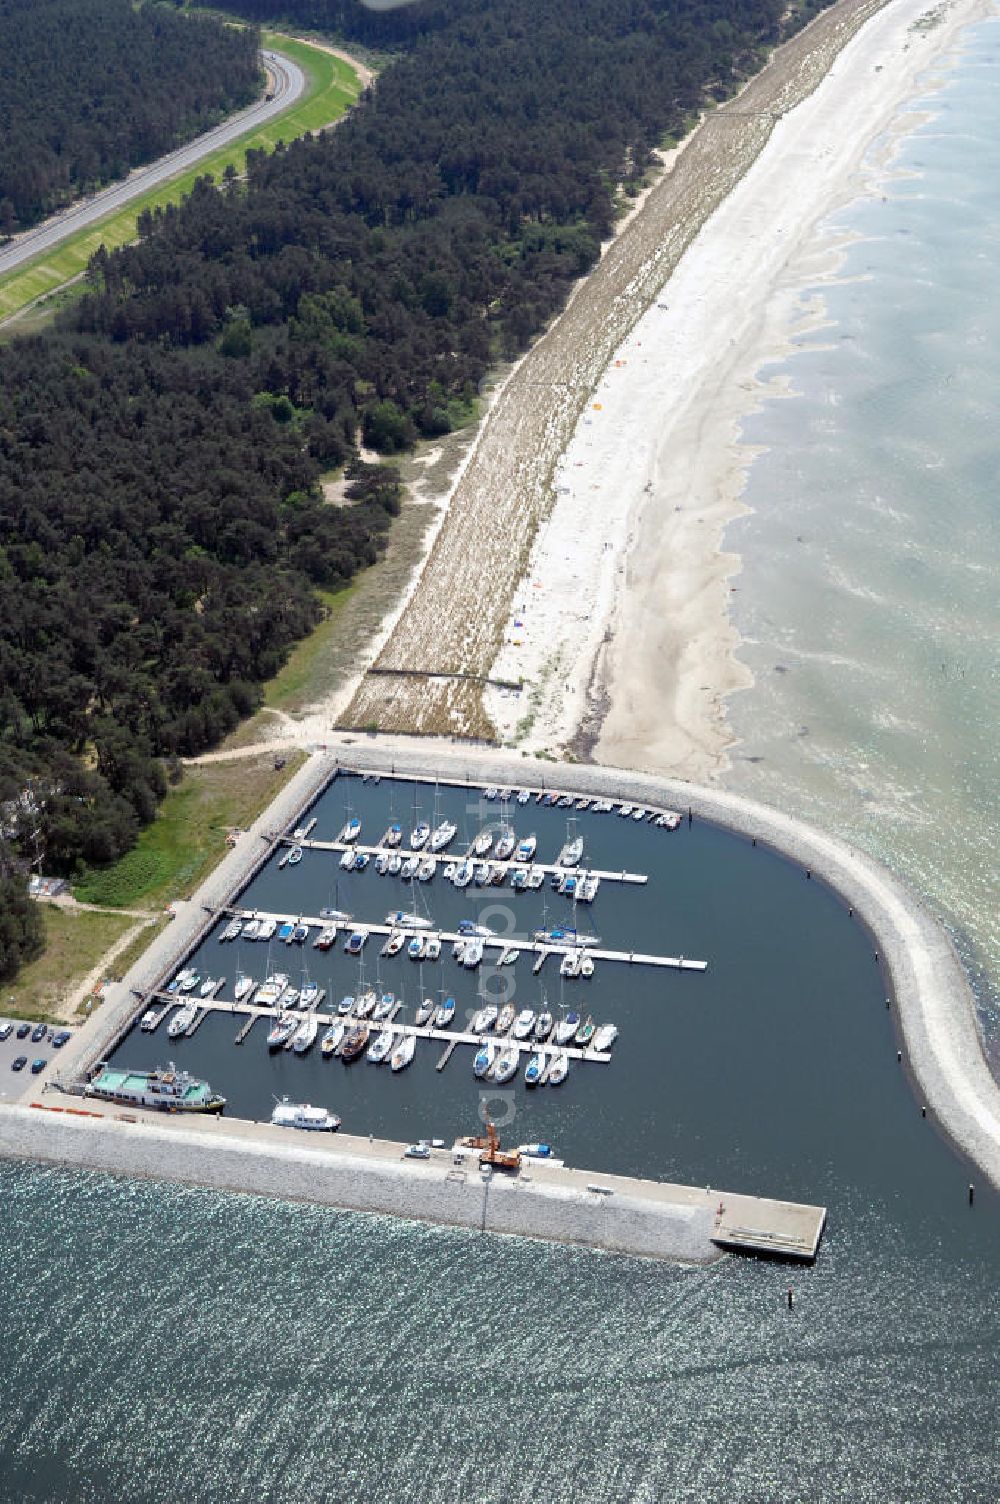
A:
[[0, 1107, 719, 1265]]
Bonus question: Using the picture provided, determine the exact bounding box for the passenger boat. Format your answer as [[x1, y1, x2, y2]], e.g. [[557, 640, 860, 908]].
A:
[[472, 828, 494, 857], [344, 930, 367, 955], [534, 1010, 553, 1041], [414, 996, 436, 1026], [277, 920, 295, 942], [271, 1097, 340, 1132], [430, 820, 457, 852], [340, 1023, 369, 1061], [257, 918, 277, 942], [496, 1002, 516, 1035], [410, 820, 431, 850], [462, 937, 484, 968], [434, 995, 456, 1029], [367, 1026, 395, 1064], [424, 936, 441, 961], [254, 973, 288, 1007], [418, 857, 436, 881], [473, 1041, 495, 1078], [575, 1016, 596, 1048], [471, 1003, 497, 1033], [408, 934, 426, 960], [512, 1008, 536, 1040], [382, 823, 403, 847], [286, 845, 303, 866], [241, 919, 260, 940], [592, 1024, 618, 1052], [221, 918, 243, 942], [313, 925, 337, 950], [339, 849, 356, 871], [386, 909, 434, 931], [86, 1063, 225, 1114], [401, 855, 420, 880], [355, 990, 377, 1019], [390, 1034, 416, 1072], [267, 1012, 298, 1050], [321, 1021, 346, 1057], [547, 1051, 569, 1085], [338, 816, 362, 843], [524, 1050, 546, 1087], [167, 1002, 196, 1038], [494, 829, 516, 862], [374, 992, 395, 1020], [492, 1046, 519, 1084], [291, 1013, 318, 1054], [383, 930, 405, 957], [554, 1011, 579, 1045]]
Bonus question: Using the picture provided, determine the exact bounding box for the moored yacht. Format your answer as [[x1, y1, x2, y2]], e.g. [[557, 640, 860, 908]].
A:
[[291, 1013, 318, 1054], [430, 820, 457, 852], [321, 1021, 346, 1057], [390, 1034, 416, 1072], [271, 1098, 340, 1132]]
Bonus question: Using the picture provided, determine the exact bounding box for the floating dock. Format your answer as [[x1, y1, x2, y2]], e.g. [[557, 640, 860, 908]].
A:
[[286, 836, 649, 887]]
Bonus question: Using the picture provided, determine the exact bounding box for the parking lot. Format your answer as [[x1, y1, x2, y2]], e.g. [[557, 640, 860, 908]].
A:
[[0, 1019, 75, 1101]]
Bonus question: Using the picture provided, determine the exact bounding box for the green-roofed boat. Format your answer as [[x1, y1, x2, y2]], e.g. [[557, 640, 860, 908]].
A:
[[85, 1063, 225, 1115]]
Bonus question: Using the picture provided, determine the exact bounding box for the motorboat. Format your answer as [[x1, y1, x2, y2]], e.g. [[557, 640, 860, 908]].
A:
[[313, 925, 337, 950], [474, 862, 491, 886], [578, 873, 600, 903], [484, 787, 498, 800], [338, 816, 362, 843], [532, 948, 549, 974], [353, 853, 370, 872], [452, 940, 466, 963], [575, 798, 591, 811], [443, 861, 457, 880], [241, 919, 260, 940], [271, 1098, 340, 1132], [462, 938, 484, 969], [492, 1046, 520, 1084], [424, 936, 441, 961], [556, 794, 574, 809], [410, 820, 431, 850], [291, 1014, 318, 1054], [414, 997, 436, 1026], [167, 1002, 196, 1037], [534, 1010, 553, 1041], [337, 994, 355, 1016], [266, 1012, 298, 1050], [547, 1052, 569, 1085], [404, 1143, 431, 1159], [452, 860, 473, 888], [386, 910, 434, 931], [290, 924, 309, 945], [321, 1021, 346, 1057], [374, 992, 395, 1020], [387, 854, 403, 876], [300, 983, 320, 1008], [418, 857, 436, 882], [257, 918, 277, 941], [221, 918, 243, 942], [524, 1050, 546, 1087], [254, 973, 288, 1007], [575, 1016, 596, 1048], [457, 920, 493, 938], [592, 1024, 618, 1052], [277, 920, 295, 942], [498, 788, 512, 801], [382, 823, 403, 847], [557, 834, 584, 867], [471, 1004, 497, 1033], [434, 996, 456, 1029], [177, 971, 200, 994], [560, 950, 582, 979], [591, 799, 614, 814], [375, 852, 390, 876], [494, 829, 516, 862], [401, 855, 420, 880], [390, 1034, 416, 1072], [383, 931, 405, 957], [618, 803, 633, 818], [500, 948, 520, 968], [528, 869, 545, 890], [286, 845, 303, 866], [473, 1041, 495, 1078], [512, 1008, 536, 1040], [340, 1023, 369, 1061], [579, 953, 595, 979], [516, 790, 531, 804], [515, 835, 537, 862], [407, 935, 426, 961], [344, 930, 368, 955], [429, 820, 457, 852], [354, 990, 377, 1019], [339, 849, 356, 871], [140, 1009, 158, 1031], [367, 1027, 395, 1064], [555, 1011, 580, 1045], [496, 1003, 516, 1034], [199, 977, 218, 998], [282, 988, 300, 1010], [632, 807, 647, 821], [510, 867, 529, 891], [472, 828, 493, 857]]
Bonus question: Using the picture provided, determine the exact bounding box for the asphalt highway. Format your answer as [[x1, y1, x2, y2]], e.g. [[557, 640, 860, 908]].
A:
[[0, 50, 305, 281]]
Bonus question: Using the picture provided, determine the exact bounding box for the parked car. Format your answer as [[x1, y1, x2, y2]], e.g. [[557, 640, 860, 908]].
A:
[[31, 1023, 47, 1044], [51, 1030, 72, 1048], [0, 1021, 12, 1041], [15, 1023, 30, 1040], [11, 1056, 27, 1071], [30, 1058, 46, 1074]]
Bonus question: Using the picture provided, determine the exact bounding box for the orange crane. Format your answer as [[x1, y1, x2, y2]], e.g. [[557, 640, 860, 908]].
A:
[[478, 1116, 521, 1173]]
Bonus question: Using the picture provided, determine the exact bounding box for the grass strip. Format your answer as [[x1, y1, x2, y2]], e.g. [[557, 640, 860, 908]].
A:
[[4, 906, 135, 1023]]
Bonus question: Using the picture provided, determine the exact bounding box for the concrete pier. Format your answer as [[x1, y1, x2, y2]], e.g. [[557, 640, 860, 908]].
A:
[[1, 1103, 826, 1266]]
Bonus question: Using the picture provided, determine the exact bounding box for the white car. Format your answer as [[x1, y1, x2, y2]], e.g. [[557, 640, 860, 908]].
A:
[[0, 1021, 12, 1041]]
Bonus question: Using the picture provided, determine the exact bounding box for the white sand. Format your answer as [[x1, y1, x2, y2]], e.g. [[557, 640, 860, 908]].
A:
[[487, 0, 992, 775]]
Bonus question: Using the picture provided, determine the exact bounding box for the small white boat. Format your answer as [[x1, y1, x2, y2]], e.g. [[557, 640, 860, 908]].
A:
[[472, 828, 494, 857], [257, 918, 277, 941], [386, 909, 434, 931], [592, 799, 614, 814], [410, 821, 431, 850], [496, 1003, 516, 1034], [241, 919, 260, 940], [140, 1009, 158, 1031], [391, 1034, 416, 1072], [291, 1013, 318, 1054], [407, 935, 426, 960], [592, 1024, 618, 1052], [344, 930, 368, 955], [516, 790, 531, 804], [415, 997, 436, 1026], [632, 807, 647, 821], [382, 823, 403, 847], [452, 860, 474, 888], [337, 994, 355, 1016], [473, 1040, 495, 1078], [383, 930, 405, 957], [375, 852, 390, 876], [575, 798, 591, 810], [524, 1050, 546, 1087], [255, 973, 289, 1007], [401, 855, 420, 880], [234, 974, 254, 1002], [286, 845, 303, 866], [178, 971, 200, 993], [424, 936, 441, 961], [167, 1003, 196, 1037], [271, 1098, 340, 1132], [434, 996, 456, 1028], [492, 1046, 519, 1084], [557, 834, 584, 867], [474, 862, 491, 886], [560, 950, 582, 979], [494, 829, 516, 862], [484, 787, 499, 800], [387, 853, 403, 876], [555, 1011, 579, 1045], [300, 983, 320, 1008], [199, 977, 218, 998], [556, 794, 574, 808], [515, 834, 537, 862], [313, 924, 337, 950], [321, 1021, 346, 1057], [266, 1012, 298, 1049], [283, 988, 300, 1010], [579, 873, 600, 903], [534, 1010, 553, 1041], [221, 918, 242, 942], [338, 817, 362, 843], [579, 953, 595, 978], [512, 1008, 536, 1040], [355, 990, 377, 1019], [367, 1027, 395, 1064], [499, 947, 519, 966], [471, 1004, 497, 1033], [547, 1052, 569, 1085], [339, 848, 356, 871], [618, 803, 633, 818], [528, 869, 545, 890], [404, 1143, 431, 1159], [462, 937, 484, 969], [430, 820, 457, 852], [418, 857, 436, 881], [373, 992, 395, 1020]]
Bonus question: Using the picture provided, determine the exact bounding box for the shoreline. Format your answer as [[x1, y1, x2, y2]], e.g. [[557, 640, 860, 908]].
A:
[[9, 742, 998, 1211], [485, 0, 991, 774]]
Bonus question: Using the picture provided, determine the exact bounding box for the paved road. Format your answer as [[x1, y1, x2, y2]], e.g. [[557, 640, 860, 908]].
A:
[[0, 50, 305, 281]]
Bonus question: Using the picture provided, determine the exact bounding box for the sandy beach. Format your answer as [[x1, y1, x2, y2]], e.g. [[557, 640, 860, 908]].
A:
[[488, 0, 991, 776]]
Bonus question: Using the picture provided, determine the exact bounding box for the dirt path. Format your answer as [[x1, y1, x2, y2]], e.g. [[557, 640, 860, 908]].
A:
[[340, 0, 892, 741]]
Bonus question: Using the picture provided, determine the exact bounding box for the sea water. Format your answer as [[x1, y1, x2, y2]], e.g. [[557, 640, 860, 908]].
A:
[[725, 15, 1000, 1053]]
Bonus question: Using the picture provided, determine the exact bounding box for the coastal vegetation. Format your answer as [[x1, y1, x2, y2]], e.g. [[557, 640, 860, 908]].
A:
[[0, 0, 817, 976], [0, 0, 261, 234], [4, 904, 136, 1020]]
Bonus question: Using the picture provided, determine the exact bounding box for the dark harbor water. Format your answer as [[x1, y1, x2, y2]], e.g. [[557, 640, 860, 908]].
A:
[[3, 772, 999, 1502]]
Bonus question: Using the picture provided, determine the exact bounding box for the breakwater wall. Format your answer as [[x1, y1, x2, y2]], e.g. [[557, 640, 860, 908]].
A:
[[324, 740, 1000, 1191], [0, 1105, 825, 1265]]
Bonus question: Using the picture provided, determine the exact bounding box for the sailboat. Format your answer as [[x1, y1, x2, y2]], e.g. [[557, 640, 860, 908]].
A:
[[557, 817, 584, 868], [321, 1020, 346, 1057], [291, 1013, 318, 1054], [390, 1034, 416, 1072], [473, 1040, 496, 1078]]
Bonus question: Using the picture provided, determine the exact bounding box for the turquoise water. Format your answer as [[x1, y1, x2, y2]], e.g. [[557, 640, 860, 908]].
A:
[[726, 17, 1000, 1048]]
